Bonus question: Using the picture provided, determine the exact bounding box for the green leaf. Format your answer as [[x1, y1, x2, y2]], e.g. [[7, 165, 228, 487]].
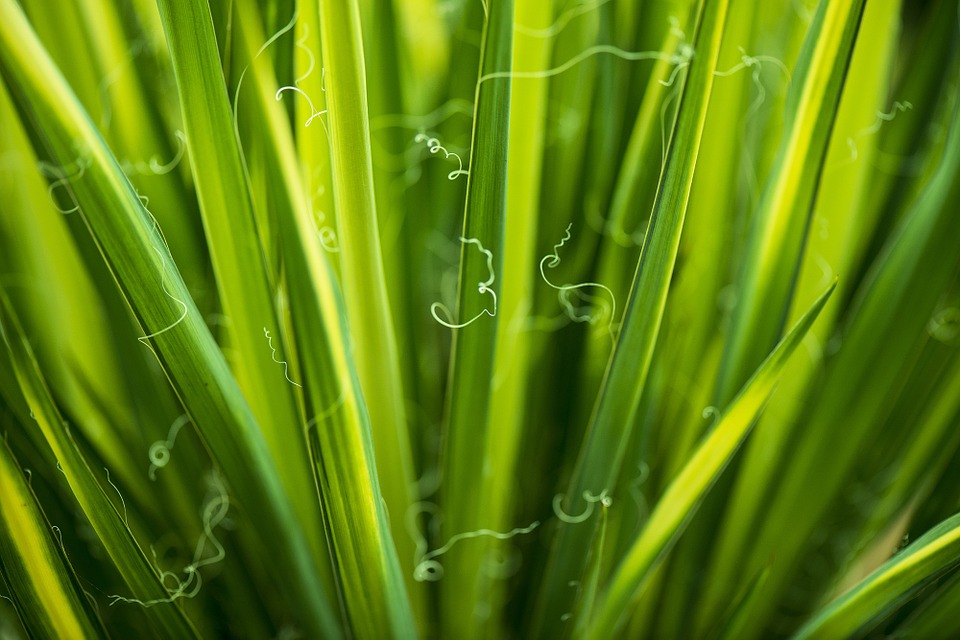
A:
[[0, 66, 155, 513], [316, 0, 420, 613], [793, 511, 960, 639], [154, 0, 327, 562], [474, 0, 554, 631], [226, 4, 417, 636], [571, 501, 610, 637], [317, 0, 415, 446], [0, 290, 198, 639], [0, 2, 340, 635], [714, 0, 868, 404], [588, 279, 836, 638], [0, 435, 105, 640], [708, 78, 960, 636], [436, 0, 514, 636], [530, 0, 730, 634]]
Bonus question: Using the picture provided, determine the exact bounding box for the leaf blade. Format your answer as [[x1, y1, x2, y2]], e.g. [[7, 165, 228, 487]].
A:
[[589, 279, 837, 638]]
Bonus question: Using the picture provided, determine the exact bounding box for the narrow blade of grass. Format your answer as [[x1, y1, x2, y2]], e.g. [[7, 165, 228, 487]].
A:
[[437, 0, 514, 635], [588, 279, 836, 638], [226, 4, 418, 635], [711, 82, 960, 637], [793, 511, 960, 639], [530, 0, 729, 634], [0, 291, 198, 638], [317, 0, 417, 546], [571, 502, 610, 637], [0, 72, 154, 510], [473, 0, 554, 632], [0, 435, 105, 640], [713, 0, 868, 404], [225, 7, 415, 638], [0, 2, 341, 634], [888, 566, 960, 639], [154, 0, 328, 565]]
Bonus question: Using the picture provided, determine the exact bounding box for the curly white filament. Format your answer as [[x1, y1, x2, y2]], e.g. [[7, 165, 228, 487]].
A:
[[137, 211, 189, 347], [263, 327, 302, 388], [431, 237, 498, 329], [540, 224, 618, 339], [552, 489, 613, 524], [413, 521, 539, 582], [415, 132, 468, 180], [148, 414, 191, 480]]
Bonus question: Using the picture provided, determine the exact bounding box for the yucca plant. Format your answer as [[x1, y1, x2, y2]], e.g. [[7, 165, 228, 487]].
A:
[[1, 0, 959, 637]]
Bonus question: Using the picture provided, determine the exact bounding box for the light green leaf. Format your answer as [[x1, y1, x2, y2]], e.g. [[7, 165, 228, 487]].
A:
[[714, 0, 868, 404]]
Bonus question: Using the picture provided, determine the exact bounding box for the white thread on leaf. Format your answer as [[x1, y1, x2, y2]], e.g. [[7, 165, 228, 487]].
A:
[[105, 468, 129, 527], [137, 211, 189, 347], [264, 327, 302, 388], [477, 44, 691, 86], [415, 132, 468, 180], [928, 307, 960, 344], [552, 489, 612, 524], [371, 99, 474, 132], [275, 24, 328, 129], [657, 17, 696, 88], [318, 227, 340, 252], [516, 0, 612, 38], [234, 8, 322, 150], [292, 23, 316, 86], [713, 48, 790, 130], [149, 414, 191, 480], [702, 405, 721, 425], [51, 525, 66, 552], [307, 171, 339, 252], [275, 85, 327, 128], [714, 49, 790, 81], [844, 101, 912, 162], [406, 501, 442, 581], [110, 470, 229, 607], [814, 252, 834, 288], [540, 224, 618, 339], [122, 131, 187, 176], [431, 237, 498, 329], [627, 462, 651, 530], [38, 152, 92, 215], [413, 520, 539, 582], [713, 48, 790, 198]]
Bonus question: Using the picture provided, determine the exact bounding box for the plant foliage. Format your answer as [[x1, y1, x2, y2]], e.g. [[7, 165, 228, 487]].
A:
[[0, 0, 958, 638]]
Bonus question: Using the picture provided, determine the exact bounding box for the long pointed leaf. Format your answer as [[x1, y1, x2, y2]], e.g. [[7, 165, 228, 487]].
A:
[[0, 291, 197, 639], [793, 511, 960, 639], [0, 2, 340, 635], [0, 434, 104, 640], [589, 279, 836, 638], [530, 0, 730, 633]]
